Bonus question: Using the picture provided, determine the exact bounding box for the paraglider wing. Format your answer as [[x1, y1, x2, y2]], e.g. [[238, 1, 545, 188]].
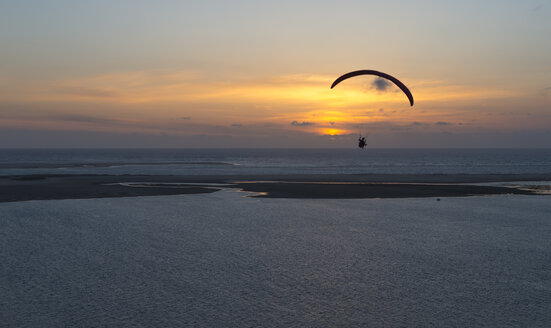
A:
[[330, 70, 414, 106]]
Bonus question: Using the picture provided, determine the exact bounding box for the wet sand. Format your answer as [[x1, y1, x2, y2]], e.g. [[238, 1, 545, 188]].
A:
[[236, 182, 536, 198], [1, 173, 550, 202]]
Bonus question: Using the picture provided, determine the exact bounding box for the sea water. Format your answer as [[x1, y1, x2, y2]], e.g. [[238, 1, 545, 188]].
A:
[[1, 148, 551, 176], [2, 149, 551, 326], [1, 191, 550, 327]]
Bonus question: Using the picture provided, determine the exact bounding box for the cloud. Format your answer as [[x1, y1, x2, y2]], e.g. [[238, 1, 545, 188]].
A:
[[372, 78, 391, 91], [329, 122, 335, 125], [291, 121, 316, 127], [411, 121, 424, 126], [435, 121, 453, 126], [231, 123, 242, 127], [181, 116, 192, 120], [47, 114, 120, 124], [56, 87, 120, 98], [540, 87, 551, 97], [322, 133, 356, 138]]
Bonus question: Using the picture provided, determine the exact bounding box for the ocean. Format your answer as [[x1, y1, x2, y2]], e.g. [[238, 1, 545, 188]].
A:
[[2, 191, 550, 327], [1, 148, 551, 327], [2, 148, 551, 176]]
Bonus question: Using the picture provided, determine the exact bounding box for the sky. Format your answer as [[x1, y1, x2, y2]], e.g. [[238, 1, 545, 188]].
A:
[[1, 0, 550, 148]]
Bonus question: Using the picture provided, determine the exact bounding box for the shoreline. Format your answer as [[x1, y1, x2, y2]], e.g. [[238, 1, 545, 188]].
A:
[[1, 173, 550, 202]]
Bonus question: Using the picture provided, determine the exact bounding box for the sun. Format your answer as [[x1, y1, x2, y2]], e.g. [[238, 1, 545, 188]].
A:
[[321, 128, 346, 136]]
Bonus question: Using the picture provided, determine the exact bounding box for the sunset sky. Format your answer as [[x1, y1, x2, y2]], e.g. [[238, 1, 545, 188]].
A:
[[1, 0, 550, 147]]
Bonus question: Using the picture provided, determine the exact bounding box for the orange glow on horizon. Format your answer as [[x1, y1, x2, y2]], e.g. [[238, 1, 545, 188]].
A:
[[321, 128, 347, 136], [0, 70, 526, 135]]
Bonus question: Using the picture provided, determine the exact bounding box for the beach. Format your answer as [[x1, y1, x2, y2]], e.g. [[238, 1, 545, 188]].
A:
[[2, 173, 550, 202]]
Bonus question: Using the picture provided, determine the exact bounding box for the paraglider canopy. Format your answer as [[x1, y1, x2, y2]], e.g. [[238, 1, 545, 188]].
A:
[[331, 70, 414, 106]]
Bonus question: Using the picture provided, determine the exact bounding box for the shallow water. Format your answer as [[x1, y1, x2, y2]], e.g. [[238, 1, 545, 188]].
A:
[[1, 191, 550, 327]]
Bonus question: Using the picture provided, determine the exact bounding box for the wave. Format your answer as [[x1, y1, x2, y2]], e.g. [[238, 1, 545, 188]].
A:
[[0, 161, 238, 169]]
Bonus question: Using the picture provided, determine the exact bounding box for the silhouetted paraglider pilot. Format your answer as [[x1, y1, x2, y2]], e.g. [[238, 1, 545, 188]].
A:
[[358, 136, 367, 149]]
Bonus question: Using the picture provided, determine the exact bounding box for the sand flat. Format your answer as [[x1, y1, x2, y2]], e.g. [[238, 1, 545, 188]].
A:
[[1, 173, 550, 202]]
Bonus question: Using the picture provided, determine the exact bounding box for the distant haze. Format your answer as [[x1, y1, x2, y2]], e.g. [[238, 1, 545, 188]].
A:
[[1, 1, 550, 148]]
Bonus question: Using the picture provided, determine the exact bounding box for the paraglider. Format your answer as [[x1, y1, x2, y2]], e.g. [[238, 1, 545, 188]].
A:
[[358, 135, 367, 149], [331, 70, 414, 149], [330, 70, 414, 106]]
